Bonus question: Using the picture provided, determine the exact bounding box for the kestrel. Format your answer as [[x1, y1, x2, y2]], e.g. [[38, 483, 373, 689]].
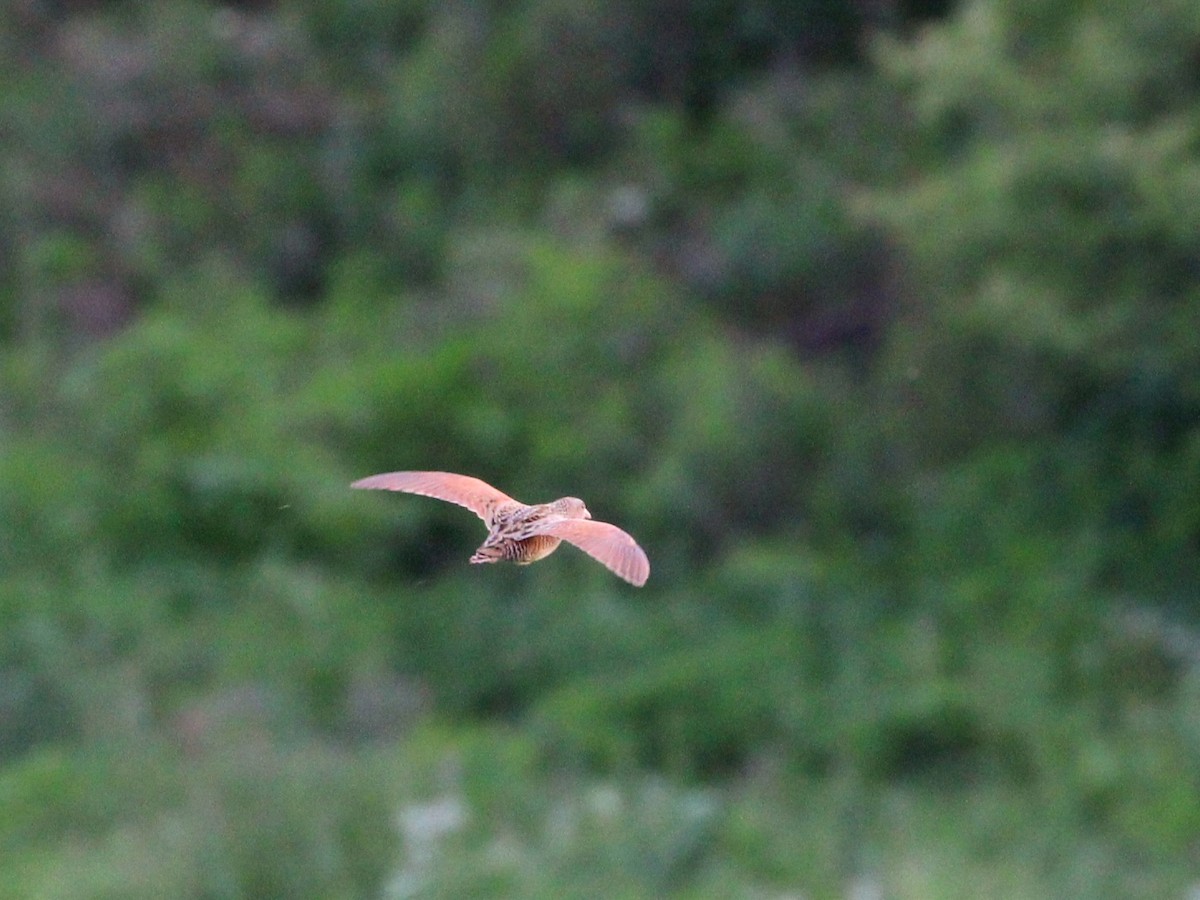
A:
[[352, 471, 650, 586]]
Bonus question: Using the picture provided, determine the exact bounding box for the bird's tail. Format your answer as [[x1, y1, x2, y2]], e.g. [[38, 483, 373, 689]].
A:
[[469, 545, 504, 564]]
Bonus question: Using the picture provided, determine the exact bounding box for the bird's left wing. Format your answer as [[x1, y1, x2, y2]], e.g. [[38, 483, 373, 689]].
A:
[[350, 471, 517, 523], [529, 518, 650, 586]]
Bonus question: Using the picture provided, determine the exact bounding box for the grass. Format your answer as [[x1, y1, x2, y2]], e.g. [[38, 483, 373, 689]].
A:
[[1, 716, 1195, 899]]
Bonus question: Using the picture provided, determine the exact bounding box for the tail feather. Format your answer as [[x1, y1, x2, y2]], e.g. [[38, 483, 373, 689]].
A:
[[469, 546, 504, 564]]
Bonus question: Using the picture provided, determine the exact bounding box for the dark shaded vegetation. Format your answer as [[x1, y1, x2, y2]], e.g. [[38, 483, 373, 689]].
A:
[[2, 0, 1199, 896]]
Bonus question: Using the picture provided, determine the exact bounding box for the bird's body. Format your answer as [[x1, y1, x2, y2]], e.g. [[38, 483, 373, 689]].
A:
[[352, 471, 649, 586]]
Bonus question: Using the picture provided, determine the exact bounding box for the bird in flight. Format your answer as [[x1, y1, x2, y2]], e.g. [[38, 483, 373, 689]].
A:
[[351, 471, 650, 586]]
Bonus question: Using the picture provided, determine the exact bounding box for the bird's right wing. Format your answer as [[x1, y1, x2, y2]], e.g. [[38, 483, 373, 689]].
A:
[[530, 518, 650, 587], [350, 471, 518, 523]]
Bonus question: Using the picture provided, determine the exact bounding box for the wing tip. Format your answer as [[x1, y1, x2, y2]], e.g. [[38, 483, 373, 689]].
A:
[[350, 474, 390, 490], [627, 553, 650, 587], [350, 471, 434, 491]]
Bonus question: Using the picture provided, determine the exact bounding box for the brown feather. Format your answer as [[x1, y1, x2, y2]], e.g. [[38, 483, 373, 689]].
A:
[[350, 471, 517, 524], [529, 518, 650, 587]]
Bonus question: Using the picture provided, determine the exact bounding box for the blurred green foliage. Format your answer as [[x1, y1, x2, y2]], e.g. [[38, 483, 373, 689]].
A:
[[1, 0, 1199, 896]]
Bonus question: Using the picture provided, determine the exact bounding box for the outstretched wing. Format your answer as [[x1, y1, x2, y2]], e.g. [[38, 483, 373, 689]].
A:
[[530, 518, 650, 587], [350, 471, 518, 523]]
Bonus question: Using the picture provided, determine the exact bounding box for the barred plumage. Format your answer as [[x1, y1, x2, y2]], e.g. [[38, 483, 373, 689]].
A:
[[472, 533, 562, 565], [351, 470, 649, 586]]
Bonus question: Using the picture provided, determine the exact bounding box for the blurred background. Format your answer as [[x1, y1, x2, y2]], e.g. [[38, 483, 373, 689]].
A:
[[2, 0, 1199, 896]]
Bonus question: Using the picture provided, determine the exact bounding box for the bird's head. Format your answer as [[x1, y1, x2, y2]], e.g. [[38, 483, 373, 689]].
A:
[[554, 497, 591, 519]]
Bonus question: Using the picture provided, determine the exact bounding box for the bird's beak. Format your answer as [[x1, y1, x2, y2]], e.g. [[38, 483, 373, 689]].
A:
[[583, 506, 592, 519]]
